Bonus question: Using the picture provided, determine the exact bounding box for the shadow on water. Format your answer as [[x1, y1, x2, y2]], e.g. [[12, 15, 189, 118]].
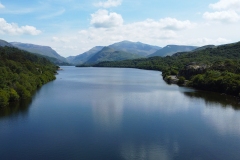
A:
[[0, 87, 43, 119], [183, 90, 240, 109], [0, 98, 33, 119]]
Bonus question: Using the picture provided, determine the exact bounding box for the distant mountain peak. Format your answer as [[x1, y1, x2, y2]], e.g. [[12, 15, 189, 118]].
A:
[[66, 46, 105, 65], [108, 40, 161, 57], [148, 45, 198, 57], [10, 42, 68, 65], [11, 42, 50, 48], [0, 39, 13, 47], [85, 46, 142, 64]]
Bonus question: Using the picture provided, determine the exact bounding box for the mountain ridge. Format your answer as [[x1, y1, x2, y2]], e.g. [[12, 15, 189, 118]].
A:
[[68, 40, 161, 65], [148, 45, 198, 57], [108, 40, 161, 56], [67, 46, 104, 65], [85, 46, 143, 64], [0, 40, 13, 47], [10, 42, 68, 65], [92, 41, 240, 97]]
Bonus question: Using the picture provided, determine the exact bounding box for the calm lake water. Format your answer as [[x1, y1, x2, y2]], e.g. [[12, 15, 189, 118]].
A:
[[1, 66, 240, 160]]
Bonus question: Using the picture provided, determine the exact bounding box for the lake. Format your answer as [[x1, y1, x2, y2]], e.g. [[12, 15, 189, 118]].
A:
[[1, 66, 240, 160]]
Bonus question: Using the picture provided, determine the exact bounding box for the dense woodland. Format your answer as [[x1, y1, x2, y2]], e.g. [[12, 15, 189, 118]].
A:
[[0, 46, 57, 107], [87, 42, 240, 97]]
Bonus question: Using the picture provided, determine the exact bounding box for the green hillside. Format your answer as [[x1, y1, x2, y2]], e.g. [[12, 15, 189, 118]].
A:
[[85, 47, 143, 64], [0, 40, 13, 47], [70, 41, 160, 65], [109, 40, 161, 56], [0, 46, 58, 107], [67, 46, 104, 65], [93, 41, 240, 97], [10, 42, 68, 65], [148, 45, 198, 57]]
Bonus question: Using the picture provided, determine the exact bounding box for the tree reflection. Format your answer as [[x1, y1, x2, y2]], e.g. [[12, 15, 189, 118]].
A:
[[0, 98, 32, 119], [183, 91, 240, 109]]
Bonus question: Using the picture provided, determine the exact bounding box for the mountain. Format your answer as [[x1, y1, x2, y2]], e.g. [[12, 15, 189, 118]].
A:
[[10, 42, 68, 65], [0, 39, 13, 47], [109, 40, 161, 57], [148, 45, 198, 57], [92, 41, 240, 96], [67, 46, 104, 65], [192, 45, 216, 52], [69, 41, 160, 65], [85, 47, 142, 64], [0, 46, 57, 107]]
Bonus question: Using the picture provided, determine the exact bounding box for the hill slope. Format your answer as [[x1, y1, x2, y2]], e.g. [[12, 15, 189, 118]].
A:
[[0, 46, 57, 107], [67, 46, 104, 65], [0, 40, 13, 47], [192, 45, 216, 52], [93, 41, 240, 97], [109, 40, 161, 57], [85, 47, 142, 64], [148, 45, 198, 57], [10, 42, 68, 64]]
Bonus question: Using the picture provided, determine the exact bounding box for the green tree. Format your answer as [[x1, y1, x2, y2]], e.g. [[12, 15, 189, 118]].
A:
[[0, 90, 9, 107], [9, 88, 20, 101]]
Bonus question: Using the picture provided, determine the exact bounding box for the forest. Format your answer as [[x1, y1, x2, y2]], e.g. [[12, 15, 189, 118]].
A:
[[84, 41, 240, 97], [0, 46, 58, 107]]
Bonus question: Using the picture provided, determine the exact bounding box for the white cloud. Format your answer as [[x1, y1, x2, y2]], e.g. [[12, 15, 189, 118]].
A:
[[52, 36, 77, 43], [52, 36, 69, 43], [94, 0, 122, 8], [0, 2, 5, 9], [193, 37, 229, 46], [159, 18, 193, 30], [215, 37, 230, 43], [204, 0, 240, 23], [0, 18, 41, 35], [46, 14, 240, 57], [79, 17, 193, 46], [209, 0, 240, 11], [45, 17, 195, 56], [203, 10, 240, 22], [90, 9, 123, 28]]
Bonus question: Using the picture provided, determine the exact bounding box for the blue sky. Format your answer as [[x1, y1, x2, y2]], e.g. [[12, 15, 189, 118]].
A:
[[0, 0, 240, 57]]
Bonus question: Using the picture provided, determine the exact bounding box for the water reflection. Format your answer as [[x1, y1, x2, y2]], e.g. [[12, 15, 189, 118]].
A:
[[121, 142, 179, 160], [1, 67, 240, 160], [203, 106, 240, 136], [183, 91, 240, 136], [91, 93, 124, 131], [183, 91, 240, 109], [126, 90, 192, 114], [0, 98, 32, 119]]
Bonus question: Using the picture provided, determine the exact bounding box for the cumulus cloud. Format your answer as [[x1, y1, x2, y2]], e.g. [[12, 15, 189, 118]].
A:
[[122, 18, 193, 33], [94, 0, 122, 8], [90, 9, 123, 28], [0, 18, 41, 35], [203, 0, 240, 23], [52, 36, 69, 43], [203, 10, 240, 22], [0, 2, 5, 9], [79, 17, 193, 46], [159, 18, 193, 30], [193, 37, 229, 46], [51, 15, 239, 56], [209, 0, 240, 11]]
